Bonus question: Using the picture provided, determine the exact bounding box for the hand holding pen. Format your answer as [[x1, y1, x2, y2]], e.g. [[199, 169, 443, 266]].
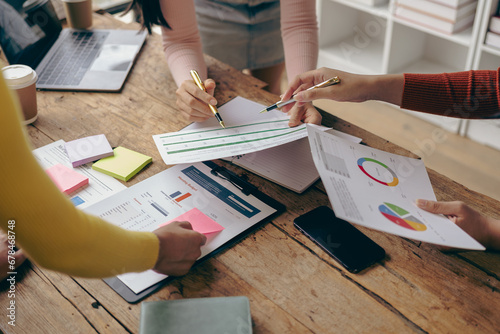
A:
[[175, 70, 219, 123], [260, 76, 340, 113], [190, 70, 225, 128]]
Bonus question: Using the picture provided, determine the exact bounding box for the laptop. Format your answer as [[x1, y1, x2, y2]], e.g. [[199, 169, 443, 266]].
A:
[[0, 0, 147, 91]]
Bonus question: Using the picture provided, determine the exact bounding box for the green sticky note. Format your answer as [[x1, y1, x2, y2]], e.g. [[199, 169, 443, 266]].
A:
[[92, 146, 152, 181]]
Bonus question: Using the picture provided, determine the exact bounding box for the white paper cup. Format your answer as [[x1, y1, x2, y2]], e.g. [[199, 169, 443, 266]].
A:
[[62, 0, 92, 30], [2, 65, 38, 125]]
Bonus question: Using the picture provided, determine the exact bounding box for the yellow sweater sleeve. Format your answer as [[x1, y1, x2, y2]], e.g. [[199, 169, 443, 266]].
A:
[[0, 75, 159, 278]]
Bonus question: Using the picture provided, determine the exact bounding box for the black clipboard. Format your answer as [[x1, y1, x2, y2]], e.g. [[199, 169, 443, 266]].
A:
[[102, 161, 285, 303]]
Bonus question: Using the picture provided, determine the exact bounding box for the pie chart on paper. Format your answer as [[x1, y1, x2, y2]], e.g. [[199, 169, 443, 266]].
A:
[[379, 202, 427, 231], [357, 157, 399, 187]]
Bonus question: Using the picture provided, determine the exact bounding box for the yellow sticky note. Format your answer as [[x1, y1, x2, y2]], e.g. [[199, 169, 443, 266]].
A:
[[92, 146, 152, 181]]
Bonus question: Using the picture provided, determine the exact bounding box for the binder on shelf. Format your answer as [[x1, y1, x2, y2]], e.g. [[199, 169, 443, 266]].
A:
[[395, 5, 476, 34], [84, 161, 286, 303], [485, 31, 500, 49], [489, 15, 500, 35], [396, 0, 477, 22], [351, 0, 388, 6], [429, 0, 477, 8]]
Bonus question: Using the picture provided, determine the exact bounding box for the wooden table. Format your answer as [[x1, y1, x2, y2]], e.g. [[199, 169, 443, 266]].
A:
[[1, 13, 500, 334]]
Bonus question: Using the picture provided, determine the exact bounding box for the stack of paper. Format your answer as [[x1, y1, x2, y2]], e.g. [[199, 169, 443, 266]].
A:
[[223, 129, 361, 193], [153, 97, 312, 165], [155, 96, 339, 193], [395, 0, 478, 34]]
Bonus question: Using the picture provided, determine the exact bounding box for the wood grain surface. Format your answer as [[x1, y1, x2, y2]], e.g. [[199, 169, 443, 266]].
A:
[[0, 13, 499, 334]]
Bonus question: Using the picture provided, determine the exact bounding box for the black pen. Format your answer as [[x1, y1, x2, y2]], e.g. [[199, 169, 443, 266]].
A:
[[259, 76, 341, 113], [190, 69, 226, 128]]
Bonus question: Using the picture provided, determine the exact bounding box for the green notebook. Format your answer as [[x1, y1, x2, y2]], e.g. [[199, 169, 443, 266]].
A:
[[139, 296, 252, 334], [92, 146, 152, 181]]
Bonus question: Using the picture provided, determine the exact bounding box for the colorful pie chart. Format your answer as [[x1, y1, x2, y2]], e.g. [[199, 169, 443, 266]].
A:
[[379, 202, 427, 231], [357, 157, 399, 186]]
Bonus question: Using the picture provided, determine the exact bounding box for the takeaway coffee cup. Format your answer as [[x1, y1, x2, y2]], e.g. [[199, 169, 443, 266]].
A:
[[62, 0, 93, 30], [2, 65, 38, 125]]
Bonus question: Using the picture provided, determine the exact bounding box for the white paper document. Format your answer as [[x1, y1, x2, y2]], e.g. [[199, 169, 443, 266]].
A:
[[153, 97, 309, 165], [84, 162, 278, 294], [223, 129, 362, 193], [307, 125, 484, 250], [32, 140, 126, 209]]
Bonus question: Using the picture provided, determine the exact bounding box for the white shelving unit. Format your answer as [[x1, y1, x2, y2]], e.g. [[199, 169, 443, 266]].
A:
[[464, 0, 500, 150], [317, 0, 491, 134]]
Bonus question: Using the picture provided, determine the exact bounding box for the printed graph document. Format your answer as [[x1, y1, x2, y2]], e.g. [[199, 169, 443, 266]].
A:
[[84, 161, 283, 300], [223, 129, 362, 193], [32, 140, 126, 209], [307, 125, 484, 250], [153, 97, 310, 165]]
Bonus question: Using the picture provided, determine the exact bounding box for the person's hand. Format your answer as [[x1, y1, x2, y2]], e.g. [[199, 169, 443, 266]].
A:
[[152, 221, 207, 276], [0, 231, 27, 281], [176, 78, 217, 122], [282, 102, 322, 127], [416, 199, 500, 251], [282, 67, 404, 106]]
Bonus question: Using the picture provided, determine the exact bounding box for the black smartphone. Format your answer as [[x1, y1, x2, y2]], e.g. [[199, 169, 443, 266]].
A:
[[294, 206, 385, 273]]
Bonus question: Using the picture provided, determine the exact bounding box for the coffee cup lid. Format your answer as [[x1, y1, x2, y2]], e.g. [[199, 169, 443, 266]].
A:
[[2, 65, 37, 89], [22, 0, 48, 12]]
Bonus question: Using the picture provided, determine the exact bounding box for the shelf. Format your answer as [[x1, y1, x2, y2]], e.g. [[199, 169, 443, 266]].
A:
[[318, 0, 500, 146], [330, 0, 391, 18], [465, 119, 500, 150], [481, 44, 500, 57], [318, 37, 385, 74], [476, 47, 500, 68], [392, 17, 474, 47], [391, 58, 461, 74]]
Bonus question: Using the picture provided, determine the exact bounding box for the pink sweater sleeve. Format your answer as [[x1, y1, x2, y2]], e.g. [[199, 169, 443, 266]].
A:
[[281, 0, 319, 81], [160, 0, 207, 86], [401, 69, 500, 119], [160, 0, 318, 87]]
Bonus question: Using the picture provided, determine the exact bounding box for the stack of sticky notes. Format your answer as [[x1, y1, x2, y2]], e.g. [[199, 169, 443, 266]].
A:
[[65, 134, 114, 167], [92, 146, 152, 181], [46, 164, 89, 194]]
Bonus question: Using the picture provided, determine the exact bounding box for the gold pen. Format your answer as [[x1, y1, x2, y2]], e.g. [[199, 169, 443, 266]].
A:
[[259, 76, 341, 113], [190, 69, 225, 128]]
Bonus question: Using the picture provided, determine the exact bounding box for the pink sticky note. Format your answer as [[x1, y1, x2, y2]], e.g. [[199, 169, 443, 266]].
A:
[[159, 208, 224, 235], [46, 164, 89, 195]]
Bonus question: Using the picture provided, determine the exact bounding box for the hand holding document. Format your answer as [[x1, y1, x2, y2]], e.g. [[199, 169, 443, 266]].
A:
[[306, 125, 484, 250], [153, 97, 322, 165]]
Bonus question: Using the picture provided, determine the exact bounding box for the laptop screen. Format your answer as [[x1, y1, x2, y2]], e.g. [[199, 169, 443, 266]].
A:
[[0, 0, 62, 68]]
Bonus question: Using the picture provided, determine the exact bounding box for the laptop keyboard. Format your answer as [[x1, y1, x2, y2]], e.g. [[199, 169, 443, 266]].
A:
[[38, 31, 110, 86]]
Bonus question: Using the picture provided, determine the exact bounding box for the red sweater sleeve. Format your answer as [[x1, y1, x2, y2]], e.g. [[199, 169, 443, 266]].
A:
[[401, 68, 500, 119]]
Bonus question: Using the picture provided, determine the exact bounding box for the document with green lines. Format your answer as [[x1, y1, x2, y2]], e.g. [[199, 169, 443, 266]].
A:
[[153, 96, 321, 165]]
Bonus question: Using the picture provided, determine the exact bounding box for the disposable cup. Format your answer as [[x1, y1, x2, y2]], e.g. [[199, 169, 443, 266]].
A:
[[62, 0, 92, 30], [2, 65, 38, 125]]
